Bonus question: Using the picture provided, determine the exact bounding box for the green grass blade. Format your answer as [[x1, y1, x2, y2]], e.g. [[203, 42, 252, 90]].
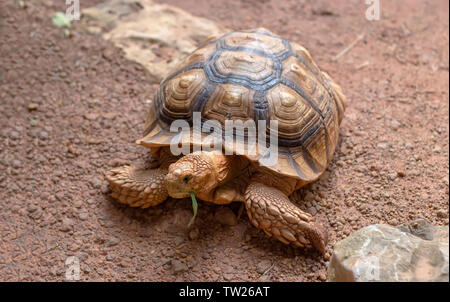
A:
[[188, 192, 198, 227]]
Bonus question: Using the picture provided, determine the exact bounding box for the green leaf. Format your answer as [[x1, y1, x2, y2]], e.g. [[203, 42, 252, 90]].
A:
[[187, 192, 198, 228], [30, 119, 38, 125], [52, 12, 71, 28]]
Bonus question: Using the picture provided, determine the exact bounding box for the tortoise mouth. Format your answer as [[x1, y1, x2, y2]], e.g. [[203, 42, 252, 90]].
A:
[[165, 169, 194, 199]]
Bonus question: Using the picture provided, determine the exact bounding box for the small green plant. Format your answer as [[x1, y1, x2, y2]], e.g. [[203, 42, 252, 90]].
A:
[[52, 12, 71, 28], [187, 192, 198, 227]]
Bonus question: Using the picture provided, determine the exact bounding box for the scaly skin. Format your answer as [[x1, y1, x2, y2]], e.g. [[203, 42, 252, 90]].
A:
[[106, 166, 168, 208], [245, 181, 328, 254], [105, 148, 177, 208]]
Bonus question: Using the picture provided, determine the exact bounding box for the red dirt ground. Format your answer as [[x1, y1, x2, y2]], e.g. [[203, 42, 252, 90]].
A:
[[0, 0, 448, 281]]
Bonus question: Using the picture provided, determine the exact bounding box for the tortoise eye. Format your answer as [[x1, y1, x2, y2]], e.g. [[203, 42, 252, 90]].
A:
[[183, 176, 191, 183]]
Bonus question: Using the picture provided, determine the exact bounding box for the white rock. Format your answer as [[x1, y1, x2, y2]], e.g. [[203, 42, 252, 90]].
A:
[[82, 0, 227, 83], [328, 219, 449, 282]]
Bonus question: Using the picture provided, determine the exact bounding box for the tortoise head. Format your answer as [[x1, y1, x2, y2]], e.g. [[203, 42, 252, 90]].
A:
[[165, 151, 225, 199]]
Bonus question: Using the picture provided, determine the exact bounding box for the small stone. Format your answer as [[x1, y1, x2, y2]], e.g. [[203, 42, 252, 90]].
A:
[[106, 237, 120, 247], [38, 131, 49, 140], [27, 204, 38, 213], [256, 260, 272, 274], [109, 158, 127, 167], [171, 259, 188, 274], [103, 112, 116, 119], [188, 227, 199, 240], [89, 177, 102, 189], [377, 142, 388, 150], [73, 199, 83, 208], [397, 170, 406, 177], [9, 131, 20, 140], [106, 253, 116, 261], [84, 113, 99, 120], [437, 210, 448, 218], [214, 207, 238, 226], [28, 103, 38, 111], [304, 191, 315, 202], [79, 212, 89, 221], [60, 218, 73, 232], [11, 159, 22, 169], [318, 272, 327, 281], [307, 207, 317, 215], [55, 191, 65, 201], [390, 120, 401, 130]]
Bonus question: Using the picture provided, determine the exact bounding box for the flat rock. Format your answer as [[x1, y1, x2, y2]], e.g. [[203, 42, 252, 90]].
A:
[[82, 0, 227, 83], [328, 219, 449, 282]]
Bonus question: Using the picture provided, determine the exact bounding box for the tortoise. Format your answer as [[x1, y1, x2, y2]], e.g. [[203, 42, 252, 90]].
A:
[[106, 28, 346, 254]]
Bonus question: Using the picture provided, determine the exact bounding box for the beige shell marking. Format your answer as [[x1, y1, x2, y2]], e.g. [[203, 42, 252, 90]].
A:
[[202, 84, 255, 123], [161, 69, 206, 119], [266, 84, 321, 141], [214, 51, 275, 81], [222, 31, 287, 55]]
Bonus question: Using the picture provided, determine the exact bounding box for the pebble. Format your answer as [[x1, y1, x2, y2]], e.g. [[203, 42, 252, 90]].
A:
[[307, 207, 317, 215], [256, 260, 272, 274], [106, 237, 120, 247], [171, 259, 188, 274], [106, 253, 116, 261], [28, 103, 38, 111], [214, 207, 238, 226], [188, 227, 199, 240], [89, 177, 103, 189], [55, 191, 65, 201], [318, 272, 327, 281], [9, 131, 19, 140], [11, 159, 22, 169], [377, 142, 388, 150], [38, 131, 49, 140], [437, 210, 448, 218], [60, 218, 73, 232], [79, 212, 89, 220], [27, 204, 38, 213], [84, 113, 99, 120], [397, 170, 406, 177], [390, 120, 401, 130]]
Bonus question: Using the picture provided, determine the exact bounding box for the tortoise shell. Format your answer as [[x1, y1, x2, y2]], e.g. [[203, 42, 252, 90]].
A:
[[138, 28, 347, 182]]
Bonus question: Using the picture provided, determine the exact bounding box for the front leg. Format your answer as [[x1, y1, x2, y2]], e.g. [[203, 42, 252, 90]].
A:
[[105, 166, 168, 208], [244, 181, 328, 254]]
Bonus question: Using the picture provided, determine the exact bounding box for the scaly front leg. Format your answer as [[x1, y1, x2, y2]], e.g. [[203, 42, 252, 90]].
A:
[[244, 180, 328, 254], [106, 166, 168, 208]]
